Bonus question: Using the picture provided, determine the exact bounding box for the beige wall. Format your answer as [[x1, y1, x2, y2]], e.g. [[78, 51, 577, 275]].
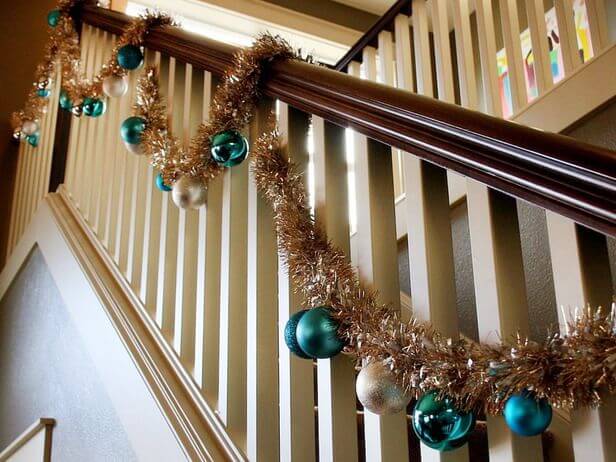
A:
[[0, 0, 59, 266]]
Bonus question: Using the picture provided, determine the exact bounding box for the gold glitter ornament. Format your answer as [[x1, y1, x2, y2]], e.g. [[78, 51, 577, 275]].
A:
[[356, 361, 411, 415]]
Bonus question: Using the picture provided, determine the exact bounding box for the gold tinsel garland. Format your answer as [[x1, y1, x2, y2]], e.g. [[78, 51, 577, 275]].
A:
[[250, 131, 616, 414], [136, 35, 303, 186], [11, 1, 173, 138], [12, 1, 616, 416]]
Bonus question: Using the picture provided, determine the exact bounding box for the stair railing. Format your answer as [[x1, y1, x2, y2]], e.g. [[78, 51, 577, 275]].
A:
[[5, 3, 616, 462], [335, 0, 614, 212]]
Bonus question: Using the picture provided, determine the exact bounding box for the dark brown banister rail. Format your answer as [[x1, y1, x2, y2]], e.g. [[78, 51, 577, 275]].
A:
[[334, 0, 411, 72], [81, 5, 616, 236]]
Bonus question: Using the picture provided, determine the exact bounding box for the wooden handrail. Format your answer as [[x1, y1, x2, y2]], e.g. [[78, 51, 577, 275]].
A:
[[81, 5, 616, 236], [334, 0, 411, 72]]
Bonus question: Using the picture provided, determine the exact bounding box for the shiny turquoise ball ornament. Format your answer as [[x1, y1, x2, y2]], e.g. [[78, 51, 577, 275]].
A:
[[121, 116, 146, 145], [59, 90, 72, 110], [412, 392, 476, 452], [210, 130, 249, 167], [117, 44, 144, 70], [47, 10, 61, 27], [284, 310, 312, 359], [295, 307, 344, 359], [36, 88, 51, 98], [503, 392, 552, 436], [26, 132, 40, 147], [156, 173, 172, 192], [83, 97, 106, 117]]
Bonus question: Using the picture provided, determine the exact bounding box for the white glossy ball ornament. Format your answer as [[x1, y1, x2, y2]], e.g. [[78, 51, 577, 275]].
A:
[[172, 176, 207, 210], [123, 140, 145, 155], [103, 75, 128, 98], [356, 361, 411, 415], [22, 120, 39, 136]]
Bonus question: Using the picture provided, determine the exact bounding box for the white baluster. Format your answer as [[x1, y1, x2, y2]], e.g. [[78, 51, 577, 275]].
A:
[[246, 98, 280, 461], [94, 35, 119, 237], [546, 213, 616, 462], [81, 29, 106, 221], [139, 52, 163, 315], [452, 0, 479, 109], [431, 0, 456, 102], [554, 0, 583, 73], [174, 62, 201, 370], [116, 65, 140, 273], [218, 132, 249, 452], [585, 0, 610, 54], [466, 183, 544, 462], [194, 70, 222, 403], [412, 0, 434, 97], [498, 0, 528, 112], [525, 0, 553, 95], [313, 116, 359, 462], [155, 56, 180, 341], [350, 54, 409, 462], [86, 31, 111, 225], [475, 0, 504, 117], [72, 26, 97, 210], [277, 102, 316, 462]]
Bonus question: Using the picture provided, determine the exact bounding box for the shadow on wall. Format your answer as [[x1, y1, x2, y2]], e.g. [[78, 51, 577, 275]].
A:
[[0, 247, 138, 461]]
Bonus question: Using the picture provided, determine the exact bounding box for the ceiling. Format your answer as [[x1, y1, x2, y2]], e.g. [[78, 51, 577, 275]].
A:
[[331, 0, 394, 16]]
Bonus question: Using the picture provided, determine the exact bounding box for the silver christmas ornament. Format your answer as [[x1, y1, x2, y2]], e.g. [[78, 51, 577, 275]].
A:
[[102, 75, 128, 98], [21, 120, 39, 136], [172, 175, 207, 209], [123, 140, 145, 155], [37, 79, 51, 90], [356, 361, 410, 415], [71, 104, 83, 117]]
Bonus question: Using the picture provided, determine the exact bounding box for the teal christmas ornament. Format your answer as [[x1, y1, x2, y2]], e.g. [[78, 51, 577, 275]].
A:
[[26, 132, 40, 147], [83, 97, 106, 117], [117, 45, 144, 70], [47, 10, 61, 27], [412, 392, 476, 452], [36, 88, 51, 98], [121, 116, 146, 145], [295, 307, 344, 359], [284, 310, 311, 359], [503, 392, 552, 437], [59, 90, 72, 110], [156, 173, 172, 192], [210, 130, 249, 167]]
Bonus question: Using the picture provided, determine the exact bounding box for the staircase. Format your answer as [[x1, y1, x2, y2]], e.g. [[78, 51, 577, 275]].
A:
[[2, 1, 615, 461]]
